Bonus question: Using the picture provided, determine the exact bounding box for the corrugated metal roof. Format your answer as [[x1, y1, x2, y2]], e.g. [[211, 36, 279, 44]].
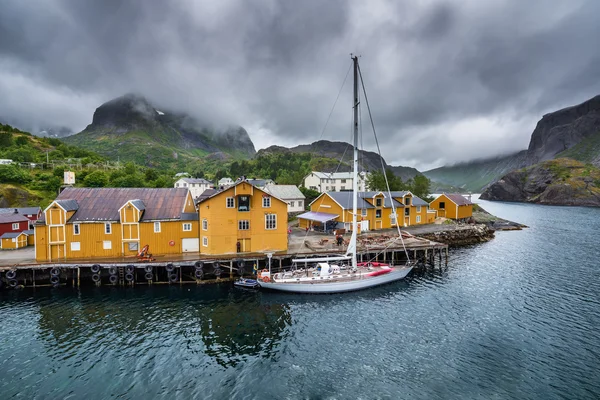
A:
[[55, 187, 190, 222], [0, 213, 30, 224], [23, 229, 34, 235], [130, 199, 146, 210], [180, 178, 212, 184], [55, 199, 79, 211], [263, 185, 305, 200], [180, 212, 198, 221], [297, 211, 339, 222], [0, 207, 40, 215], [1, 232, 25, 239], [326, 192, 375, 210]]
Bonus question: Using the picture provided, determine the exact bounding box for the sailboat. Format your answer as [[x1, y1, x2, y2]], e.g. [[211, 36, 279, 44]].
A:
[[258, 55, 414, 294]]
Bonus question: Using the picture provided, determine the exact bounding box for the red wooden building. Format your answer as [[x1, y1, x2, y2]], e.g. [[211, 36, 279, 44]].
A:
[[0, 212, 30, 236]]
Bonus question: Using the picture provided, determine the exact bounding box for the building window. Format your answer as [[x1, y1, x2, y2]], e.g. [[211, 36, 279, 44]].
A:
[[263, 196, 271, 208], [376, 198, 382, 207], [71, 242, 80, 251], [405, 197, 411, 205], [341, 179, 346, 183], [239, 220, 250, 230], [176, 183, 179, 187], [183, 183, 187, 187], [128, 242, 139, 251], [238, 196, 250, 212], [299, 200, 303, 208], [265, 214, 277, 230], [154, 222, 161, 233], [202, 237, 208, 247], [405, 208, 410, 216], [390, 213, 397, 225], [439, 201, 445, 209], [12, 223, 19, 230], [417, 206, 422, 213], [290, 201, 295, 207], [341, 186, 345, 190], [105, 223, 111, 234], [183, 223, 192, 231], [416, 215, 421, 223], [103, 240, 112, 250], [202, 219, 208, 230], [375, 210, 382, 218], [361, 208, 367, 216], [226, 197, 235, 208], [73, 223, 80, 235]]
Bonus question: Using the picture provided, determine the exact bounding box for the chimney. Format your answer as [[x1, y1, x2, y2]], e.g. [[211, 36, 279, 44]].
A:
[[14, 208, 18, 214]]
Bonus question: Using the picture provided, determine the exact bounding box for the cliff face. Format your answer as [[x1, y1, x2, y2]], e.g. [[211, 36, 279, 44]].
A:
[[526, 95, 600, 165], [480, 158, 600, 206]]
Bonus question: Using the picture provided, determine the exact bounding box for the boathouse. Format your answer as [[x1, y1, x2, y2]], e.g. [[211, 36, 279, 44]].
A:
[[1, 231, 27, 249], [34, 187, 198, 262], [429, 193, 473, 221], [196, 180, 288, 255], [298, 191, 434, 232]]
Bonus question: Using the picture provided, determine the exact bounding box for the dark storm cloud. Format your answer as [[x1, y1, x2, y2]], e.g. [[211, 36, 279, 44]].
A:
[[1, 0, 600, 169]]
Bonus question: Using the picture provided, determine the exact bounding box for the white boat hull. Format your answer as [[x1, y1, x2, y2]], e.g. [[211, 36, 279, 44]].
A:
[[259, 267, 413, 294]]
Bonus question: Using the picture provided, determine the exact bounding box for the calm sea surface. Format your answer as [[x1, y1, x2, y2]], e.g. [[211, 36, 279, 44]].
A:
[[1, 199, 599, 399]]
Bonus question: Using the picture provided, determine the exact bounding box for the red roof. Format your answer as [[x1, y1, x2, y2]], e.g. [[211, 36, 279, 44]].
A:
[[0, 213, 30, 224], [444, 193, 473, 206]]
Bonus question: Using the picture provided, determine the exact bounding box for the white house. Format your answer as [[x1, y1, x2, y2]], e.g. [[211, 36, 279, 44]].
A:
[[303, 171, 367, 193], [0, 159, 14, 165], [218, 177, 234, 186], [174, 178, 213, 200], [263, 185, 306, 213]]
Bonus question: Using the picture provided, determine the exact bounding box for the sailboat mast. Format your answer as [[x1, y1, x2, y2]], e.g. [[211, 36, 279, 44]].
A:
[[351, 55, 359, 269]]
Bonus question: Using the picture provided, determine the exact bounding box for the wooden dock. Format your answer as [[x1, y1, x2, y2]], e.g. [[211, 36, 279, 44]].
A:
[[0, 234, 448, 290]]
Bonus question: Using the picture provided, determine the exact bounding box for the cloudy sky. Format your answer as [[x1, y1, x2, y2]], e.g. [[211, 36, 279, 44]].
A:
[[1, 0, 600, 170]]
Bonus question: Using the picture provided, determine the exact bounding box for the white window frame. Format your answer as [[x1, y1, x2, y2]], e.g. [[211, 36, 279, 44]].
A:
[[154, 222, 161, 233], [12, 223, 19, 230], [12, 238, 16, 243], [105, 223, 111, 234], [73, 223, 80, 235], [265, 214, 277, 230], [262, 197, 271, 208], [202, 236, 208, 247], [390, 213, 397, 225], [202, 219, 208, 231], [375, 210, 382, 218], [226, 197, 235, 208], [416, 215, 422, 223], [103, 240, 112, 250], [182, 223, 192, 231], [290, 201, 295, 207], [71, 242, 81, 251], [417, 206, 422, 213], [238, 220, 250, 230], [361, 208, 367, 217]]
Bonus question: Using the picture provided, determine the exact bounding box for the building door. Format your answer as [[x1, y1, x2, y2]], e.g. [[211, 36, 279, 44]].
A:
[[182, 238, 199, 252], [50, 244, 63, 261], [376, 220, 382, 230], [359, 220, 369, 232], [238, 238, 251, 252]]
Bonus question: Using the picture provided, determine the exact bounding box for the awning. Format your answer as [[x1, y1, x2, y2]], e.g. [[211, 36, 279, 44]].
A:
[[297, 211, 339, 223]]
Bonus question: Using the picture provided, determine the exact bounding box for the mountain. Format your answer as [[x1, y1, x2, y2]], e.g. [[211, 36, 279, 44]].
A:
[[423, 151, 528, 193], [63, 94, 256, 168], [425, 94, 600, 191], [480, 158, 600, 206], [257, 140, 421, 181], [526, 95, 600, 165]]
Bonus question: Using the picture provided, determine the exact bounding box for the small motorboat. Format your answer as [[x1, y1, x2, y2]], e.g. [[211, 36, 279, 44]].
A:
[[233, 278, 260, 289]]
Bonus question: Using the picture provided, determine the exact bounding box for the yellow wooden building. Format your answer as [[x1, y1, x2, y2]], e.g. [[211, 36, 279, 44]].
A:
[[299, 191, 435, 232], [196, 180, 288, 255], [1, 231, 28, 249], [35, 187, 199, 262], [24, 229, 35, 246], [429, 193, 473, 221]]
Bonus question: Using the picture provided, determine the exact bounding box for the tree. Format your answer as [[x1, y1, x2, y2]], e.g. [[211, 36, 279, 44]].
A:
[[144, 168, 158, 181], [0, 132, 13, 148], [83, 170, 109, 187], [366, 168, 404, 191], [299, 186, 320, 209], [409, 175, 432, 200]]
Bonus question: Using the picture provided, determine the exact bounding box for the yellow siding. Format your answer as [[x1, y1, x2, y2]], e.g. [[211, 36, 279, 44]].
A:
[[35, 225, 47, 261], [429, 195, 472, 220], [1, 235, 26, 249], [27, 234, 34, 246], [199, 185, 287, 255]]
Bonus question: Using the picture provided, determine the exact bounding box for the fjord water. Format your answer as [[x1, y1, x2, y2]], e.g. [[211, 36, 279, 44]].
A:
[[1, 200, 599, 399]]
